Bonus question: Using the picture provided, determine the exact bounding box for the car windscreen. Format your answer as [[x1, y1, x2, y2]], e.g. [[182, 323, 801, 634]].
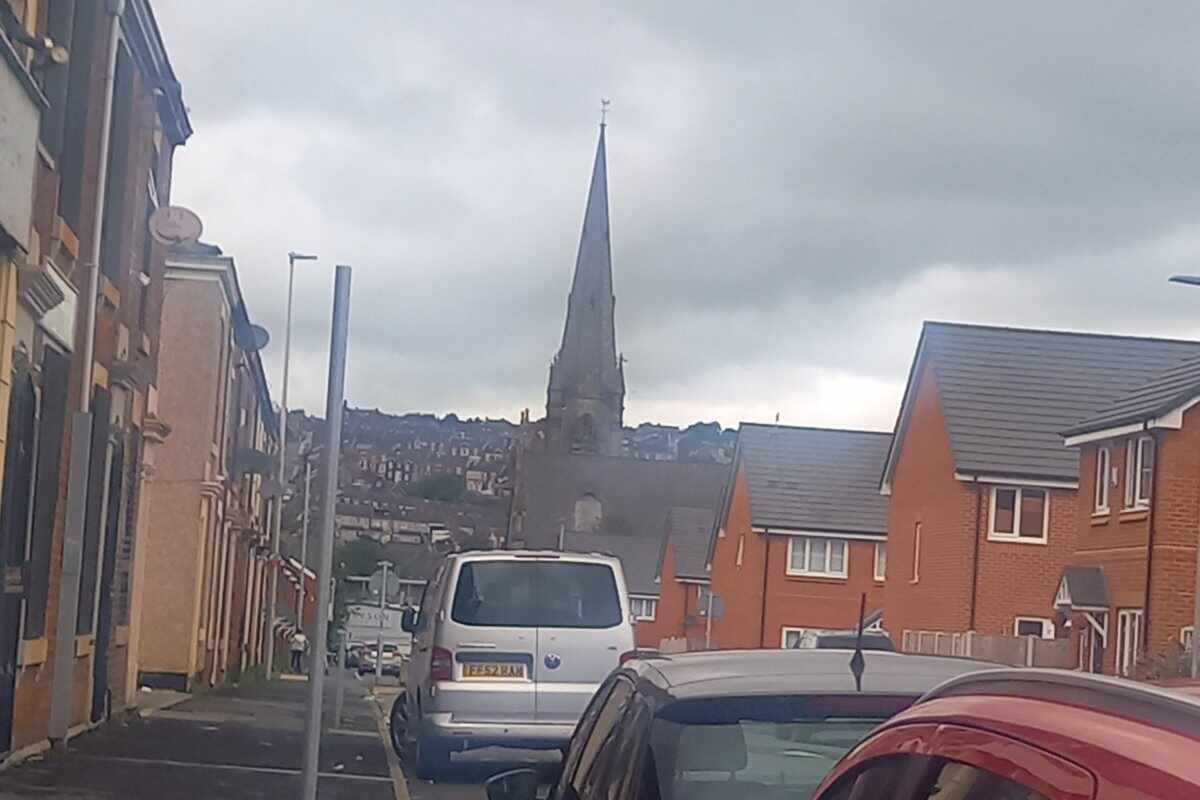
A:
[[450, 560, 622, 628], [653, 694, 916, 800]]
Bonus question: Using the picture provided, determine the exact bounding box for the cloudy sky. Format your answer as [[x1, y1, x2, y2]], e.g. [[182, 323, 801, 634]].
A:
[[153, 1, 1200, 431]]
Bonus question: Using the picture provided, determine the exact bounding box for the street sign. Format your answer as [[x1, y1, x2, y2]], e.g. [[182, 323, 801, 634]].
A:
[[369, 568, 401, 598], [708, 596, 725, 621]]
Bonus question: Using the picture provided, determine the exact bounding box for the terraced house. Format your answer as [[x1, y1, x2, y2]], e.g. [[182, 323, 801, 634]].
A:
[[881, 322, 1200, 649]]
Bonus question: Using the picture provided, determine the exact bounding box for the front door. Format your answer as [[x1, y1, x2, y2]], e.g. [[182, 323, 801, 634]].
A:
[[91, 440, 124, 722], [534, 560, 626, 725], [0, 375, 38, 753]]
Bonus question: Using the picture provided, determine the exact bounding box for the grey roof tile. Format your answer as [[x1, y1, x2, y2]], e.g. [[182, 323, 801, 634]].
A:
[[663, 507, 715, 580], [1065, 352, 1200, 436], [1056, 565, 1110, 610], [739, 424, 891, 535], [561, 531, 662, 596], [919, 322, 1200, 481]]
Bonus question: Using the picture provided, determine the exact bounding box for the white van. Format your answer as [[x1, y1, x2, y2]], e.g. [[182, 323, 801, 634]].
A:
[[394, 550, 635, 778]]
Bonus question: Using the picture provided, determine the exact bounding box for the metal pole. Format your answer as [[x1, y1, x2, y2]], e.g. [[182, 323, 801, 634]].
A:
[[50, 0, 124, 747], [1192, 532, 1200, 678], [334, 637, 346, 729], [297, 457, 312, 628], [376, 561, 390, 686], [265, 256, 297, 680], [705, 590, 713, 650], [301, 265, 352, 800]]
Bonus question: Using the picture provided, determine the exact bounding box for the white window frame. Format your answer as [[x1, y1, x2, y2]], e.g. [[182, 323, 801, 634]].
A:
[[1125, 436, 1154, 509], [873, 542, 886, 582], [1181, 625, 1193, 653], [629, 596, 657, 622], [1116, 608, 1143, 677], [987, 486, 1049, 544], [1094, 445, 1110, 514], [1013, 616, 1055, 639], [785, 536, 847, 579], [781, 627, 820, 649]]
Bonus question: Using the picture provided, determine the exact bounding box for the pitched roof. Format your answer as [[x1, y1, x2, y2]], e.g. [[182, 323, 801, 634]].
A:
[[1055, 565, 1110, 611], [515, 453, 727, 549], [662, 507, 715, 580], [738, 424, 891, 535], [884, 322, 1200, 484], [561, 531, 662, 596], [1064, 352, 1200, 438]]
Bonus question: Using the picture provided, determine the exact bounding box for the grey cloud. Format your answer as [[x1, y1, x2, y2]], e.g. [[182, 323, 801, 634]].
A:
[[154, 1, 1200, 428]]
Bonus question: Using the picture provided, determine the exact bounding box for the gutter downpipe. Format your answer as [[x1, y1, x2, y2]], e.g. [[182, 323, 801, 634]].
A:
[[758, 529, 771, 648], [1143, 426, 1161, 670], [968, 477, 982, 631], [50, 0, 124, 749]]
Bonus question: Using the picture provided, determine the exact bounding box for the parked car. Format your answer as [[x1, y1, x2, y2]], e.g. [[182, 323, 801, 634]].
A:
[[392, 550, 635, 778], [484, 648, 997, 800], [359, 643, 402, 677], [811, 668, 1200, 799]]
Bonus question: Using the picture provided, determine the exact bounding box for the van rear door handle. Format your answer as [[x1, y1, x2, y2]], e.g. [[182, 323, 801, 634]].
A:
[[458, 642, 498, 649]]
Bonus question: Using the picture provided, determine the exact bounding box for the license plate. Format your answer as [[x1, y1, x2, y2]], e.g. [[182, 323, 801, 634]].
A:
[[462, 662, 526, 679]]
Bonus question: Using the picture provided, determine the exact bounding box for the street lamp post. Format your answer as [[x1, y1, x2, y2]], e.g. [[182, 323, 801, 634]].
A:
[[264, 250, 317, 680], [296, 455, 313, 628], [1168, 274, 1200, 679]]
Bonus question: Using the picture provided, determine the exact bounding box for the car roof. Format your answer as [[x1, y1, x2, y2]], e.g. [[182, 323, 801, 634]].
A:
[[450, 549, 622, 568], [628, 648, 998, 701], [915, 668, 1200, 740]]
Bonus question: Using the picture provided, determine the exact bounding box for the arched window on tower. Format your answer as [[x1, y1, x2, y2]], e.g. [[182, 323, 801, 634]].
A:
[[571, 413, 597, 454], [574, 493, 602, 532]]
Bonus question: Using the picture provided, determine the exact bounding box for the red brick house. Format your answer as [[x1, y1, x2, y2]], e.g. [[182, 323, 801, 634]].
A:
[[881, 322, 1200, 647], [707, 424, 891, 650], [1059, 355, 1200, 677]]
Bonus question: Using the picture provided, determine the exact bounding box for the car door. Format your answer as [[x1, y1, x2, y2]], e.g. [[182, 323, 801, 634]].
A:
[[408, 560, 447, 712], [815, 722, 1095, 800], [535, 559, 629, 725], [552, 675, 637, 800]]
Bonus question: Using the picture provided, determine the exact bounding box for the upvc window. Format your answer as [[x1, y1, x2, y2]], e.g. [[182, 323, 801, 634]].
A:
[[1117, 608, 1143, 677], [786, 536, 847, 578], [873, 542, 886, 582], [1013, 617, 1055, 639], [1125, 436, 1154, 509], [629, 596, 657, 622], [1094, 446, 1110, 513], [988, 486, 1048, 542]]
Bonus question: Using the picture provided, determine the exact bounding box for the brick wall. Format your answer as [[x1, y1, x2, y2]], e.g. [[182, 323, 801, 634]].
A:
[[1149, 412, 1200, 662], [631, 542, 706, 649], [709, 466, 766, 648], [883, 364, 975, 638]]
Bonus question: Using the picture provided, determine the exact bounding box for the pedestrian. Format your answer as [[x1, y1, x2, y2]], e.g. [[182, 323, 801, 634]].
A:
[[290, 629, 308, 674]]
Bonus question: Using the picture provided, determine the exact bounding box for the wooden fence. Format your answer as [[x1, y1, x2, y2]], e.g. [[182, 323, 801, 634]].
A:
[[902, 629, 1073, 668]]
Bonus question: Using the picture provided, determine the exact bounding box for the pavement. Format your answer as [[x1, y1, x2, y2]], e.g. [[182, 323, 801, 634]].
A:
[[0, 670, 400, 799]]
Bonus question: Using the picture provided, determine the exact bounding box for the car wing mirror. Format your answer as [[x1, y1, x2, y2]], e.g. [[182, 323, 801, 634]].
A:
[[400, 607, 417, 633], [485, 768, 540, 800]]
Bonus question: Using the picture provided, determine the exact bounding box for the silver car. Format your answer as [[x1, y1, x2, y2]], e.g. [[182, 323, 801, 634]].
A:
[[393, 550, 635, 778]]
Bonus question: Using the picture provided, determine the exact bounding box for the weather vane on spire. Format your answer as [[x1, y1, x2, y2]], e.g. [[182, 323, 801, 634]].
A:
[[600, 98, 611, 126]]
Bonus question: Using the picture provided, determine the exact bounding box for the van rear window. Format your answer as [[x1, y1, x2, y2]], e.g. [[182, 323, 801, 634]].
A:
[[451, 561, 622, 628]]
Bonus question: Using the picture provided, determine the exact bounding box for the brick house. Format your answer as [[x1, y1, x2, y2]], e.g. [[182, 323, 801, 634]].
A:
[[137, 242, 277, 691], [1058, 354, 1200, 677], [1, 0, 191, 758], [881, 322, 1200, 647], [706, 424, 891, 650]]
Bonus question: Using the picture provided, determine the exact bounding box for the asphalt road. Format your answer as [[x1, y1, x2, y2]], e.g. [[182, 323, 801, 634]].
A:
[[402, 747, 561, 800]]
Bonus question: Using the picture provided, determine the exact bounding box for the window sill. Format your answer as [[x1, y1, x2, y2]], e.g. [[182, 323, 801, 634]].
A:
[[986, 534, 1048, 546], [784, 572, 848, 583], [1119, 508, 1149, 523], [18, 637, 47, 667], [1090, 514, 1110, 527]]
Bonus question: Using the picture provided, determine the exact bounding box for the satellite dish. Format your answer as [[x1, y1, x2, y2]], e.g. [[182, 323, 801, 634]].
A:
[[148, 206, 203, 246], [234, 320, 270, 352]]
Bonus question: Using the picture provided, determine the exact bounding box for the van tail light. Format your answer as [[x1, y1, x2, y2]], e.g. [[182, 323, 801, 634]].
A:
[[619, 650, 637, 665], [431, 646, 454, 681]]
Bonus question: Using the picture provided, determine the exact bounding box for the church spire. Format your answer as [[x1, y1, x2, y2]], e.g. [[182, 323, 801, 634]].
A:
[[545, 118, 625, 456]]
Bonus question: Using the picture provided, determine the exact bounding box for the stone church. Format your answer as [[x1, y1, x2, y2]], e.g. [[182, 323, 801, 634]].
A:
[[507, 124, 727, 644]]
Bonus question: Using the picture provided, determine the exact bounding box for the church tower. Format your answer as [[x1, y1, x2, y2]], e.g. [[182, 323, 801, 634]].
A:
[[544, 122, 625, 456]]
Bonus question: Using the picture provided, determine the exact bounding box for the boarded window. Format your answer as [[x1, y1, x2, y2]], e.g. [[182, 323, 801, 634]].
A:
[[98, 44, 134, 281], [24, 350, 70, 638], [76, 389, 111, 634]]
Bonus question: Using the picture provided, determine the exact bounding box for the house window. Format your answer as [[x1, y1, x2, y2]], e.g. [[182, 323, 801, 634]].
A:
[[988, 487, 1048, 542], [873, 542, 886, 582], [1125, 436, 1154, 509], [1182, 626, 1194, 653], [782, 628, 814, 649], [574, 494, 602, 531], [786, 536, 847, 578], [1013, 617, 1055, 639], [629, 596, 657, 622], [1116, 608, 1143, 677], [911, 523, 921, 583], [1094, 446, 1110, 513]]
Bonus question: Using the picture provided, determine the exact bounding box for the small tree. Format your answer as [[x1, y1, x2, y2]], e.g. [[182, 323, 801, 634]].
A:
[[410, 473, 466, 502]]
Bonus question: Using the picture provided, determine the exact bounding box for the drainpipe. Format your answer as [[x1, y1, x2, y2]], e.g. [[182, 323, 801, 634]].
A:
[[758, 531, 771, 648], [1143, 428, 1161, 663], [50, 0, 124, 749], [968, 478, 982, 630]]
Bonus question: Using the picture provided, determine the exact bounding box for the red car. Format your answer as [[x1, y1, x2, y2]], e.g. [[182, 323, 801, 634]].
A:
[[812, 669, 1200, 799]]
